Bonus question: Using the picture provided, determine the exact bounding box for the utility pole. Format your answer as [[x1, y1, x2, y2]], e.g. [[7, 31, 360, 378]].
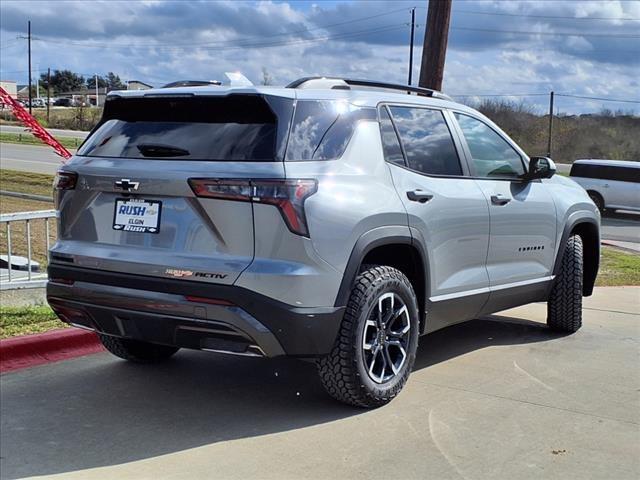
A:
[[95, 74, 99, 107], [408, 7, 416, 86], [28, 20, 32, 114], [547, 91, 555, 158], [419, 0, 452, 91], [46, 67, 51, 123]]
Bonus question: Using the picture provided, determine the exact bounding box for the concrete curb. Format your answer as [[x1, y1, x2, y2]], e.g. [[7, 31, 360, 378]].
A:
[[0, 328, 104, 374]]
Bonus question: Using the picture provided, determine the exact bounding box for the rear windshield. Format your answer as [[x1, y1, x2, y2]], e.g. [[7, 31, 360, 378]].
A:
[[77, 95, 293, 161]]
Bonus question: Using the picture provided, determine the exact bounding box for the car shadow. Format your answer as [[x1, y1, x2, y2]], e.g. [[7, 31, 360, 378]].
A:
[[1, 315, 565, 479]]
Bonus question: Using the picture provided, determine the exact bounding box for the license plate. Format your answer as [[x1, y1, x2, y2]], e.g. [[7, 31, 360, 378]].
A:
[[113, 198, 161, 234]]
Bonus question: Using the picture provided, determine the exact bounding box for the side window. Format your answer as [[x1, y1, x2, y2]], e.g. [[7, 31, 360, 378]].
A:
[[378, 106, 405, 166], [285, 100, 376, 161], [388, 106, 462, 176], [454, 113, 524, 178]]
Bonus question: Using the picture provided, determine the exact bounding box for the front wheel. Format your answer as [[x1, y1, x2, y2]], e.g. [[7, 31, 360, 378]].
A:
[[317, 265, 420, 408], [547, 235, 583, 333]]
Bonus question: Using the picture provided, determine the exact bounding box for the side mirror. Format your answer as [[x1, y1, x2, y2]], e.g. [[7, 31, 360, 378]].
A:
[[524, 156, 556, 181]]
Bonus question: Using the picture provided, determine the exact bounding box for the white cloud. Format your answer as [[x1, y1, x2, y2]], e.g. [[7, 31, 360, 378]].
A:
[[0, 0, 638, 113]]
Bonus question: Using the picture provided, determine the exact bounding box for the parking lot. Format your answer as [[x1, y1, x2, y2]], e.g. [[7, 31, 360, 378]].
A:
[[1, 286, 638, 480]]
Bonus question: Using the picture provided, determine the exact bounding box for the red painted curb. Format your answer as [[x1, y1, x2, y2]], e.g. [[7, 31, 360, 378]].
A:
[[0, 328, 104, 373]]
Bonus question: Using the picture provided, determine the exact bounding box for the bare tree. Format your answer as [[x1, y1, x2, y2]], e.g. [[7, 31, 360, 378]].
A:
[[261, 67, 273, 86]]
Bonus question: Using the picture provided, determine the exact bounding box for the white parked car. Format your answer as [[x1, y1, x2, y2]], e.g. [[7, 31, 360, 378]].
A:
[[570, 159, 640, 213]]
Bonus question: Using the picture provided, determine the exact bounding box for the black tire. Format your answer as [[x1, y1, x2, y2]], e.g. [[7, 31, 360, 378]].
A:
[[587, 191, 605, 213], [317, 265, 420, 408], [98, 334, 179, 363], [547, 235, 583, 333]]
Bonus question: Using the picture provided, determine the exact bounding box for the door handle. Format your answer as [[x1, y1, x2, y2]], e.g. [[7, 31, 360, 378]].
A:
[[491, 194, 511, 206], [407, 190, 433, 203]]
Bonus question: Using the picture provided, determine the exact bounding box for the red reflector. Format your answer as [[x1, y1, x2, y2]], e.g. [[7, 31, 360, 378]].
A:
[[185, 296, 234, 306], [49, 278, 75, 285]]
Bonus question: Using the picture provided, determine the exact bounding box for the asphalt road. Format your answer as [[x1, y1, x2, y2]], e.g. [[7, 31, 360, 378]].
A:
[[0, 143, 67, 174], [0, 124, 88, 139], [1, 287, 638, 480]]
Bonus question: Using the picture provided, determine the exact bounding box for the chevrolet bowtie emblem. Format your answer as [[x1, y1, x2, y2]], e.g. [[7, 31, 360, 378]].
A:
[[114, 179, 139, 191]]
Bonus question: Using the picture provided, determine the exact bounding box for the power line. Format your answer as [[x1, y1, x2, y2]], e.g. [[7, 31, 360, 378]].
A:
[[451, 26, 640, 38], [451, 93, 640, 104], [555, 93, 640, 104], [34, 23, 407, 51], [453, 9, 640, 21], [451, 93, 549, 98], [26, 7, 410, 50]]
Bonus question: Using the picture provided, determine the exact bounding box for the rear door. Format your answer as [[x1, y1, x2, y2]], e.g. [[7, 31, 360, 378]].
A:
[[380, 105, 490, 330], [451, 112, 557, 309], [52, 93, 293, 285]]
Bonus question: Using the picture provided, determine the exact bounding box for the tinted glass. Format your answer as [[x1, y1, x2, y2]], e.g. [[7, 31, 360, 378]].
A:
[[78, 95, 289, 161], [388, 106, 462, 176], [454, 113, 524, 178], [286, 100, 376, 161], [571, 163, 640, 183], [378, 106, 405, 166]]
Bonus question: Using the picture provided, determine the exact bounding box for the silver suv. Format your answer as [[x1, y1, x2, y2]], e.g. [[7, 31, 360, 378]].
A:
[[47, 77, 600, 407]]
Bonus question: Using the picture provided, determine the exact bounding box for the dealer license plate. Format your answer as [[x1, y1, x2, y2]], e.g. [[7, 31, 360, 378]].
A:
[[113, 198, 161, 234]]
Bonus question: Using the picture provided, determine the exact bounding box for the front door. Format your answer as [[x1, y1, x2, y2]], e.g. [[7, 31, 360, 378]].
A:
[[451, 112, 557, 312], [379, 105, 490, 331]]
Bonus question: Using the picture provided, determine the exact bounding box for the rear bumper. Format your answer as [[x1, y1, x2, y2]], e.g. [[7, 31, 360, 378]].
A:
[[46, 264, 344, 358]]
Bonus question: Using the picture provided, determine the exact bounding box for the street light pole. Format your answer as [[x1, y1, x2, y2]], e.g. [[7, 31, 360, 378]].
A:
[[95, 74, 99, 107]]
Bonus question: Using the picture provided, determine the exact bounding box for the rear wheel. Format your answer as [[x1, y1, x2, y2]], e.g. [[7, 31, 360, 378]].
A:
[[317, 265, 419, 408], [547, 235, 583, 333], [98, 334, 179, 363]]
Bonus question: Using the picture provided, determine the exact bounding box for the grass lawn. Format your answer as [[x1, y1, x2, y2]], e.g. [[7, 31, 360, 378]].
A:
[[1, 132, 81, 149], [597, 246, 640, 287], [0, 169, 55, 197], [0, 306, 66, 339]]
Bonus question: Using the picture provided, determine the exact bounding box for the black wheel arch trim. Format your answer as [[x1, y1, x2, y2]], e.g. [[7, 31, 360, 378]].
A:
[[334, 226, 429, 315], [552, 214, 600, 297]]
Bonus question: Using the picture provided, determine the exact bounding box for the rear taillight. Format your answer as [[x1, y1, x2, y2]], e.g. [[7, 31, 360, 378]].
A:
[[53, 171, 77, 190], [189, 178, 318, 237]]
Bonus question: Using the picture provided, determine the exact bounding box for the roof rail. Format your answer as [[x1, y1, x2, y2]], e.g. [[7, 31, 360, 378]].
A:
[[286, 77, 453, 101]]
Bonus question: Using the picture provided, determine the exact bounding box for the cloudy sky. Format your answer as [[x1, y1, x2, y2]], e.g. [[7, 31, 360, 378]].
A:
[[1, 0, 639, 113]]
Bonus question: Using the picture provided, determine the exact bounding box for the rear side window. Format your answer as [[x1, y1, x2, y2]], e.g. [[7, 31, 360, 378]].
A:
[[571, 163, 640, 183], [388, 106, 462, 176], [78, 95, 293, 161], [285, 100, 376, 161], [378, 106, 405, 166], [454, 113, 524, 178]]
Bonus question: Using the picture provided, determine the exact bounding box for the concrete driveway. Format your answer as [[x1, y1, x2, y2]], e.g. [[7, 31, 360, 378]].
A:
[[1, 287, 639, 480]]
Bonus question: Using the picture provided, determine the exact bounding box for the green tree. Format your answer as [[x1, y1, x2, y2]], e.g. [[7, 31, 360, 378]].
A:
[[86, 75, 108, 90], [105, 72, 126, 91], [39, 70, 85, 94]]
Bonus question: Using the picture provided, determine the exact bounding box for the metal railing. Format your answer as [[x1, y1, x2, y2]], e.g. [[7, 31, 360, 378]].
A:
[[1, 209, 56, 290]]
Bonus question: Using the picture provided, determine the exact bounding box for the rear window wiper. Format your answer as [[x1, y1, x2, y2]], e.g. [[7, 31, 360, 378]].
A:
[[136, 143, 190, 157]]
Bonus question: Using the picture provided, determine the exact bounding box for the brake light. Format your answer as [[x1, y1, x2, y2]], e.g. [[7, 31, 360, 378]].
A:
[[53, 171, 77, 190], [189, 178, 318, 237]]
